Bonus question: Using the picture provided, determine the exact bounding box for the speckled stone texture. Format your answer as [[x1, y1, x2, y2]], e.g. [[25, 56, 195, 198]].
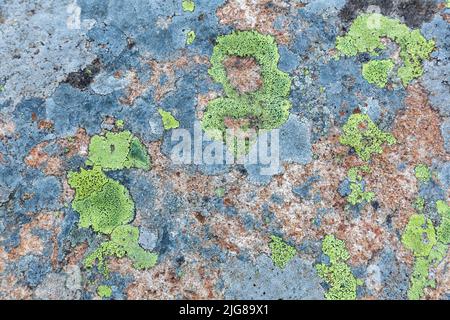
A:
[[0, 0, 449, 300]]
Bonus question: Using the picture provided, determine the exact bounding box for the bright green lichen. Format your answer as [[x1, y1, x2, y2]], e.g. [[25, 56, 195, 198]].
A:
[[158, 108, 180, 130], [401, 199, 449, 299], [67, 166, 109, 201], [401, 214, 437, 257], [415, 164, 431, 183], [202, 31, 291, 153], [115, 119, 125, 129], [87, 131, 150, 170], [69, 129, 156, 278], [336, 13, 435, 87], [85, 225, 158, 276], [316, 235, 362, 300], [269, 235, 297, 269], [186, 30, 196, 45], [215, 187, 225, 198], [414, 197, 425, 213], [182, 0, 195, 12], [340, 114, 396, 161], [362, 59, 394, 88], [436, 201, 450, 244], [70, 175, 135, 235], [97, 285, 112, 299], [347, 165, 375, 205]]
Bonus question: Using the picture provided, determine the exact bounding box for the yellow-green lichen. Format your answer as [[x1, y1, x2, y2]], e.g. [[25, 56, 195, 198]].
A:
[[346, 165, 375, 206], [415, 164, 431, 183], [401, 214, 437, 257], [316, 235, 362, 300], [361, 59, 394, 88], [70, 174, 135, 235], [186, 30, 196, 45], [269, 235, 297, 269], [87, 131, 150, 170], [340, 114, 396, 161], [403, 200, 450, 299], [158, 108, 180, 130], [336, 13, 435, 87], [97, 285, 112, 299], [69, 129, 156, 277], [182, 0, 195, 12], [85, 225, 158, 276], [436, 201, 450, 244], [202, 31, 291, 154]]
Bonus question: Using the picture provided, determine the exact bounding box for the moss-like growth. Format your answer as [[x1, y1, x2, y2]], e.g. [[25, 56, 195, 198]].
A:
[[415, 164, 431, 183], [85, 225, 158, 276], [186, 30, 196, 45], [70, 175, 135, 235], [336, 13, 435, 86], [340, 114, 396, 161], [401, 214, 437, 257], [182, 0, 195, 12], [158, 108, 180, 130], [97, 285, 112, 299], [316, 235, 362, 300], [346, 165, 375, 206], [202, 31, 292, 153], [87, 131, 150, 170], [362, 59, 394, 88], [269, 235, 296, 269]]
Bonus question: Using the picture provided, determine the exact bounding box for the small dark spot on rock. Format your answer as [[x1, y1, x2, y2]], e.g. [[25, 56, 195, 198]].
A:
[[372, 201, 380, 211], [65, 58, 102, 90]]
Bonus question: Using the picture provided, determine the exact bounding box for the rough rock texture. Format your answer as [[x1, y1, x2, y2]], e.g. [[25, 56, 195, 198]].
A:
[[0, 0, 449, 300]]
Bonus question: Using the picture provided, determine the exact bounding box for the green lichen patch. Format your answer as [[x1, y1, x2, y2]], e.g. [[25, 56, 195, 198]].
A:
[[182, 0, 195, 12], [340, 114, 396, 161], [158, 108, 180, 130], [115, 119, 125, 129], [316, 235, 361, 300], [186, 30, 196, 45], [123, 137, 151, 170], [403, 199, 450, 300], [269, 235, 297, 269], [71, 177, 135, 235], [85, 225, 158, 276], [87, 131, 150, 170], [415, 164, 432, 183], [336, 13, 435, 87], [202, 31, 291, 153], [401, 214, 437, 257], [97, 285, 112, 299], [346, 165, 375, 206], [362, 59, 394, 88], [436, 201, 450, 244], [67, 166, 109, 201]]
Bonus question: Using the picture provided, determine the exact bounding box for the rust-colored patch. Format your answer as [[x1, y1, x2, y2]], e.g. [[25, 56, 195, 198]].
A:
[[223, 56, 262, 94], [120, 55, 208, 106], [25, 141, 64, 176], [37, 120, 54, 131], [217, 0, 303, 44], [25, 142, 49, 168], [109, 256, 222, 299], [7, 212, 60, 262]]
